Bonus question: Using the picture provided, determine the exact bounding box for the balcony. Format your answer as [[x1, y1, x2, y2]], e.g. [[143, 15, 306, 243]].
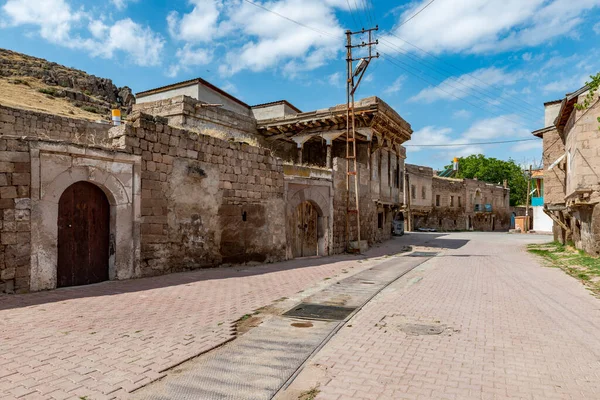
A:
[[474, 204, 492, 213]]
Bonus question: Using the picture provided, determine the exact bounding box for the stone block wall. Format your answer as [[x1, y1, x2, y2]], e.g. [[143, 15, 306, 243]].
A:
[[542, 128, 566, 205], [0, 104, 111, 145], [111, 112, 286, 276], [565, 95, 600, 203], [132, 96, 260, 146], [332, 158, 381, 254], [0, 139, 31, 293]]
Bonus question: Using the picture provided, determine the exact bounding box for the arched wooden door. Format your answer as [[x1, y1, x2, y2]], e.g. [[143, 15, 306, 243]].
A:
[[294, 201, 318, 258], [57, 181, 110, 288]]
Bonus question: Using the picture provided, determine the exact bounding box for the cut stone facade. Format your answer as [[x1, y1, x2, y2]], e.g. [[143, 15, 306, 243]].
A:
[[405, 164, 511, 232], [1, 76, 413, 293], [535, 86, 600, 255]]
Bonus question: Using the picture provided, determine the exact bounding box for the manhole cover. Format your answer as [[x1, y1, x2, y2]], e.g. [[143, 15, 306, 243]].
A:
[[291, 322, 314, 328], [407, 251, 439, 257], [283, 303, 356, 321]]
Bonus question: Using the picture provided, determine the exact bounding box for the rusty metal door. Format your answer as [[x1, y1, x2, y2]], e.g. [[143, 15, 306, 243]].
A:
[[57, 181, 110, 288], [294, 201, 318, 258]]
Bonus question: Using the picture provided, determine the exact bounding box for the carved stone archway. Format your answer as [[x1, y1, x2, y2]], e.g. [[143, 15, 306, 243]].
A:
[[29, 143, 141, 291], [286, 185, 332, 258]]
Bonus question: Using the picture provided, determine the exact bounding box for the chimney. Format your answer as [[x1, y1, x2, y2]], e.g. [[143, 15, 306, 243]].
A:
[[453, 157, 459, 171], [503, 179, 508, 188]]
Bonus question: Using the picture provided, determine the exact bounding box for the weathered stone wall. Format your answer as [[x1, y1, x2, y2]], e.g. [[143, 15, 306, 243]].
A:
[[110, 112, 286, 276], [565, 94, 600, 203], [542, 128, 566, 205], [562, 91, 600, 255], [132, 96, 259, 145], [0, 139, 31, 293], [406, 164, 433, 209], [0, 104, 111, 145], [332, 157, 383, 253]]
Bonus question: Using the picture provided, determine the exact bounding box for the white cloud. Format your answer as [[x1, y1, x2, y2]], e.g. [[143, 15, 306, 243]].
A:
[[594, 22, 600, 34], [408, 125, 483, 158], [408, 114, 533, 159], [460, 115, 531, 141], [327, 71, 343, 88], [522, 52, 532, 61], [452, 109, 472, 119], [2, 0, 83, 42], [167, 44, 213, 77], [409, 67, 519, 103], [383, 75, 406, 95], [217, 0, 343, 77], [165, 0, 345, 78], [511, 140, 542, 152], [111, 0, 137, 10], [382, 0, 600, 55], [91, 19, 164, 66], [1, 0, 164, 66], [167, 0, 221, 43]]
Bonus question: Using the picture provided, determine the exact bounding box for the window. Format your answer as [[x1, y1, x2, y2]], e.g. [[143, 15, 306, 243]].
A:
[[450, 196, 454, 207], [458, 196, 462, 207], [378, 212, 384, 229], [421, 186, 426, 199], [411, 185, 416, 199], [436, 195, 440, 207]]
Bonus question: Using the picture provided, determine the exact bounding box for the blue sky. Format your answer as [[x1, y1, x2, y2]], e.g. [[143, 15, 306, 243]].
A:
[[1, 0, 599, 169]]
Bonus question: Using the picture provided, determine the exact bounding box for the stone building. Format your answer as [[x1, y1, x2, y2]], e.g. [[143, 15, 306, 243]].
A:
[[0, 77, 412, 294], [405, 163, 511, 232], [534, 85, 600, 255]]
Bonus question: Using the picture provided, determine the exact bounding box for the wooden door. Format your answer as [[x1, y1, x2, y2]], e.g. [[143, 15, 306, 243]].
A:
[[294, 201, 318, 258], [57, 181, 110, 288]]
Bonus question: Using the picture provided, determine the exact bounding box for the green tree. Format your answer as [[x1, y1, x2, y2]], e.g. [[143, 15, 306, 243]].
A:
[[574, 72, 600, 130], [445, 154, 528, 206]]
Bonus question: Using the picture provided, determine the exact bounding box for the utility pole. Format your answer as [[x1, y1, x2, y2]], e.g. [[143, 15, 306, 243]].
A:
[[525, 165, 532, 233], [345, 26, 379, 253]]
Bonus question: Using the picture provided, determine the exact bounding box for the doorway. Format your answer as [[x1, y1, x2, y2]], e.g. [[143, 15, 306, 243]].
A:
[[294, 201, 318, 258], [57, 181, 110, 288]]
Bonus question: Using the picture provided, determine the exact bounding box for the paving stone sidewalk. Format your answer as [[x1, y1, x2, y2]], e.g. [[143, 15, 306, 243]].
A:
[[0, 243, 402, 400], [288, 233, 600, 400]]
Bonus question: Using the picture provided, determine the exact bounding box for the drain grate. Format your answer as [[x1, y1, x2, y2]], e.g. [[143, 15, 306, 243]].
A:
[[283, 303, 356, 321], [407, 251, 439, 257]]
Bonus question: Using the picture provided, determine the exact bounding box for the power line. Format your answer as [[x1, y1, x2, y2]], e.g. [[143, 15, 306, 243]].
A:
[[378, 48, 539, 126], [242, 0, 539, 134], [378, 38, 541, 120], [396, 0, 437, 27], [345, 0, 361, 30], [352, 0, 367, 28], [383, 32, 542, 113], [404, 138, 538, 147], [241, 0, 339, 39]]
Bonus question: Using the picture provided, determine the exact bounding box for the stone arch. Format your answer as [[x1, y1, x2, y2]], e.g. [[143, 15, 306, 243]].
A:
[[287, 186, 331, 258], [31, 165, 137, 291]]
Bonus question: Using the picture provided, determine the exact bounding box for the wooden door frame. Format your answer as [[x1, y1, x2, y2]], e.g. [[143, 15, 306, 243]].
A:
[[29, 144, 141, 291]]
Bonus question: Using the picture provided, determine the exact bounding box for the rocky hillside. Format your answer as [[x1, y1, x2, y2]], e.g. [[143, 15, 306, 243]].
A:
[[0, 48, 135, 120]]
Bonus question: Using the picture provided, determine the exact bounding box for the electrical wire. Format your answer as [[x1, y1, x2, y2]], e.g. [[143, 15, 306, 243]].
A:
[[378, 39, 541, 121], [404, 138, 538, 147], [241, 0, 340, 39], [379, 48, 539, 126], [383, 32, 542, 113], [345, 0, 362, 31], [241, 0, 541, 137], [396, 0, 437, 28]]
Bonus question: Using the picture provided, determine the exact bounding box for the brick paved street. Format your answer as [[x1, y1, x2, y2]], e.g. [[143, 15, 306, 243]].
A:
[[0, 248, 401, 400], [282, 232, 600, 400]]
